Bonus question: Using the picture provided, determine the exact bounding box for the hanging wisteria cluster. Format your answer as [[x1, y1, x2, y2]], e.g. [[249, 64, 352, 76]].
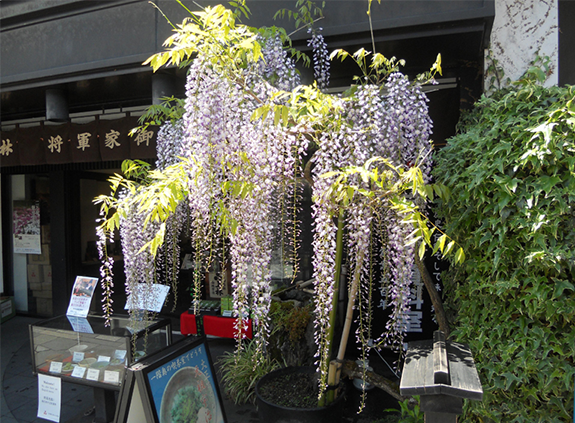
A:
[[95, 3, 443, 402], [308, 78, 433, 388], [307, 28, 330, 89], [119, 190, 163, 313]]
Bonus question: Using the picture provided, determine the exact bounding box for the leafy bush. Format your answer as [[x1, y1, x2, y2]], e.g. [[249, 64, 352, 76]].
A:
[[218, 340, 282, 405], [268, 299, 314, 367], [269, 300, 313, 345], [433, 73, 575, 422]]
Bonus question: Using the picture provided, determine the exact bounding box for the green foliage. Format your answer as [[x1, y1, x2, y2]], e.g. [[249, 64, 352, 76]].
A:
[[143, 3, 263, 75], [274, 0, 325, 32], [329, 48, 441, 87], [321, 157, 464, 264], [136, 97, 186, 132], [94, 159, 189, 256], [383, 396, 424, 423], [433, 73, 575, 422], [218, 340, 282, 405], [269, 300, 313, 344]]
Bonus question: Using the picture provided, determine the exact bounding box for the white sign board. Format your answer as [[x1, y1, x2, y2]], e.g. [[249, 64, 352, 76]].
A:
[[37, 374, 61, 422], [124, 284, 170, 313]]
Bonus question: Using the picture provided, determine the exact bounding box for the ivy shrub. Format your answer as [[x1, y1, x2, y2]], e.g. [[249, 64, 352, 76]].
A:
[[433, 73, 575, 422]]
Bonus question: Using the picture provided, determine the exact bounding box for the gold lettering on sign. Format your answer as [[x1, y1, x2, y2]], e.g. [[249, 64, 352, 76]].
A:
[[77, 132, 91, 151], [0, 139, 13, 156], [134, 130, 153, 147], [48, 135, 63, 153], [105, 130, 121, 149]]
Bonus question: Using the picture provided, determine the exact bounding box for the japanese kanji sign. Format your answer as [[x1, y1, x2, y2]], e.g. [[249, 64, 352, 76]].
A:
[[0, 129, 20, 167], [128, 117, 157, 160], [71, 121, 101, 162], [44, 124, 71, 164], [1, 118, 158, 167], [98, 118, 132, 162]]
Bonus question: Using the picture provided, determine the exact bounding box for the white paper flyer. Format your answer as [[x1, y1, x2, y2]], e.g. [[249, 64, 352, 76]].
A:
[[125, 283, 170, 313], [37, 374, 61, 422]]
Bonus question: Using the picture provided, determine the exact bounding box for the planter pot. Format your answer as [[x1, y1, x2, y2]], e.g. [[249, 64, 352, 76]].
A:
[[255, 366, 345, 423]]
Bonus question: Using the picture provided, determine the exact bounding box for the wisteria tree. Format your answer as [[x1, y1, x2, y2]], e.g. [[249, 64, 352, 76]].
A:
[[95, 1, 462, 405]]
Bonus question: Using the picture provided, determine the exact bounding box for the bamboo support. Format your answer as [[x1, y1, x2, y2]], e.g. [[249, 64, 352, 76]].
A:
[[320, 212, 345, 406], [323, 245, 365, 404]]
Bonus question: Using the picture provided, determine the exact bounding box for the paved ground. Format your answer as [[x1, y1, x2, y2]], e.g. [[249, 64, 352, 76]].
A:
[[1, 316, 401, 423]]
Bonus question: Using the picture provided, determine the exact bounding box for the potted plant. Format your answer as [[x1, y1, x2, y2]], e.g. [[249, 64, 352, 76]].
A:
[[94, 0, 463, 416]]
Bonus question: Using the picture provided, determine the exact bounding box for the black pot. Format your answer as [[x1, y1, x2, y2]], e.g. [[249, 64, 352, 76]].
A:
[[255, 366, 345, 423]]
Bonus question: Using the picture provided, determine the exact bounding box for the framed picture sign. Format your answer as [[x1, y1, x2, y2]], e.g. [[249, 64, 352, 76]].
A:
[[115, 336, 226, 423]]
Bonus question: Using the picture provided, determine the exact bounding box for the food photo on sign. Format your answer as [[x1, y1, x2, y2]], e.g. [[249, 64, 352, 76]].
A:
[[147, 343, 223, 423], [117, 337, 226, 423]]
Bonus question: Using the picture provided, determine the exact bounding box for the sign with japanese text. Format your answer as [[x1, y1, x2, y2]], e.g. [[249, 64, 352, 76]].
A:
[[1, 118, 158, 168], [71, 121, 101, 162], [37, 374, 61, 423], [128, 117, 157, 160], [13, 200, 41, 254], [0, 129, 20, 166], [98, 118, 132, 161], [116, 337, 227, 423], [124, 283, 170, 313], [66, 276, 98, 318], [44, 124, 71, 164]]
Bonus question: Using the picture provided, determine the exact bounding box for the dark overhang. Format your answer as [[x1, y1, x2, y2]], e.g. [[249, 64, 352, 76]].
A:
[[1, 0, 494, 123]]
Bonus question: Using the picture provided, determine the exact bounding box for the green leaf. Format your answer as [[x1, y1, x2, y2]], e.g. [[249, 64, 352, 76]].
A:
[[418, 241, 426, 259], [282, 105, 289, 125], [455, 247, 465, 264], [553, 280, 575, 298]]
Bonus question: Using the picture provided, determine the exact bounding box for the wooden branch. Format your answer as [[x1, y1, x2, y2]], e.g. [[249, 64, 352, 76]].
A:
[[414, 253, 450, 338], [341, 359, 405, 402]]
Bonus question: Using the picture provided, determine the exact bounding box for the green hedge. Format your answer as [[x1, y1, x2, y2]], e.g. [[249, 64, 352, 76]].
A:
[[433, 76, 575, 422]]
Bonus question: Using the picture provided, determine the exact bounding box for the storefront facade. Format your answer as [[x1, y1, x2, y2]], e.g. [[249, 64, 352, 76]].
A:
[[1, 0, 497, 318]]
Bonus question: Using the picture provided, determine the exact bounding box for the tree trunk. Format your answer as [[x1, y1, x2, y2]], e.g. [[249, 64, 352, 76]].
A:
[[341, 359, 405, 402], [414, 253, 450, 338]]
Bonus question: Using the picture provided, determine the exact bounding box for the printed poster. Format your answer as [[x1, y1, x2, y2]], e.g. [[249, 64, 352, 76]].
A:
[[66, 276, 98, 318], [147, 343, 224, 423], [13, 200, 41, 254]]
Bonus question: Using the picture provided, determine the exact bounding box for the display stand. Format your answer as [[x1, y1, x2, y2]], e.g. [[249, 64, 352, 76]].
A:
[[29, 314, 172, 423]]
